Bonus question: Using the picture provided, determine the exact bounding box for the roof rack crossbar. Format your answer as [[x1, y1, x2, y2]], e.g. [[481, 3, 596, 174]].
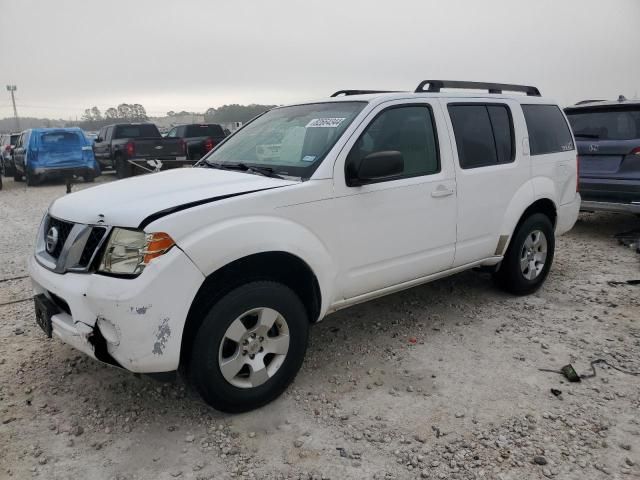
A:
[[330, 90, 398, 97], [414, 80, 541, 97]]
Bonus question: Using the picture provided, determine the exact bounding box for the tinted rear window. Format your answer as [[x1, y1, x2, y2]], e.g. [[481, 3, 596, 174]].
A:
[[10, 134, 19, 144], [522, 105, 574, 155], [114, 124, 160, 139], [40, 132, 82, 145], [185, 124, 224, 138], [566, 107, 640, 141], [448, 104, 514, 169]]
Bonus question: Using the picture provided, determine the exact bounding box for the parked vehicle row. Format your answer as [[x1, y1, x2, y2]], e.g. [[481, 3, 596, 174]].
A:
[[29, 80, 581, 412], [1, 122, 228, 185]]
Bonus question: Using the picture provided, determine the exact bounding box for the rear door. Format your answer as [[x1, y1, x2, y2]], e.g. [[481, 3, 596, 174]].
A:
[[565, 105, 640, 203], [444, 99, 529, 266]]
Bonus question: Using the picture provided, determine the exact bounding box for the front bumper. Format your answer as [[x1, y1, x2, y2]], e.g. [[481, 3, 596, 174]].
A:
[[28, 247, 205, 373], [556, 193, 581, 236]]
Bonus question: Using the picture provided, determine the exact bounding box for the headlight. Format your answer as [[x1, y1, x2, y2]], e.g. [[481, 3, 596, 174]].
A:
[[98, 228, 175, 276]]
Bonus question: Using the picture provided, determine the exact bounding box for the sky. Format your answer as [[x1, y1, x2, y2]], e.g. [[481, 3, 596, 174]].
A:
[[1, 0, 639, 119]]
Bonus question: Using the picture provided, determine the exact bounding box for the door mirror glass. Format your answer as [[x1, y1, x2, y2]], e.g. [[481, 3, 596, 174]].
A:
[[347, 150, 404, 186]]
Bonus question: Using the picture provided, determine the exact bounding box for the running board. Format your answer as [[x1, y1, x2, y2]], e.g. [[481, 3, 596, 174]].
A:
[[327, 257, 503, 314]]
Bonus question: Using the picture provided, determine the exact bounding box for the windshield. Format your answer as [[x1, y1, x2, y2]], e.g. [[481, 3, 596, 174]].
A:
[[202, 102, 366, 178], [566, 107, 640, 140]]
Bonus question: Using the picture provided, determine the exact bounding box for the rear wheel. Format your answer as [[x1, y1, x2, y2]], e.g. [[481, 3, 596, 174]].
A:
[[115, 156, 131, 179], [189, 281, 309, 412], [493, 213, 555, 295], [26, 169, 40, 186], [13, 166, 23, 182], [2, 159, 13, 177]]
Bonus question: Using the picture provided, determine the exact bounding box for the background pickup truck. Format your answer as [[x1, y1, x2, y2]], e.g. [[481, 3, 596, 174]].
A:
[[166, 123, 227, 160], [93, 123, 188, 178]]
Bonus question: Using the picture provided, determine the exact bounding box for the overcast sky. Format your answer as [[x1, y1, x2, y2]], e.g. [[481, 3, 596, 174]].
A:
[[1, 0, 639, 119]]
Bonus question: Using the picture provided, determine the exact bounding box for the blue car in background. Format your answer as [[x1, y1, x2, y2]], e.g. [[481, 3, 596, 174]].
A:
[[12, 128, 100, 186]]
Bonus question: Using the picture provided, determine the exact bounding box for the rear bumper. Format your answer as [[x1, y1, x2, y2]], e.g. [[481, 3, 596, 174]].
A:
[[556, 193, 581, 236], [31, 165, 99, 178], [579, 177, 640, 203], [581, 200, 640, 214]]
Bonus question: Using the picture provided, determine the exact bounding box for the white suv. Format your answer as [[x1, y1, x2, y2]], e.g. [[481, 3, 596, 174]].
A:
[[29, 80, 580, 412]]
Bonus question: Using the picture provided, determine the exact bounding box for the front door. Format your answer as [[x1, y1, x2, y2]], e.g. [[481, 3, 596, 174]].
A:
[[332, 100, 457, 300]]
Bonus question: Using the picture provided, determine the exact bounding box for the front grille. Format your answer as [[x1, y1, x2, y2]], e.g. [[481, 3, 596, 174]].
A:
[[45, 216, 73, 259], [79, 227, 107, 267]]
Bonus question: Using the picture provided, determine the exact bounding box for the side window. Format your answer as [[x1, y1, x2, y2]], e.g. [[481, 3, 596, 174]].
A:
[[166, 128, 177, 138], [346, 105, 439, 181], [105, 126, 113, 141], [522, 104, 574, 155], [448, 104, 514, 169]]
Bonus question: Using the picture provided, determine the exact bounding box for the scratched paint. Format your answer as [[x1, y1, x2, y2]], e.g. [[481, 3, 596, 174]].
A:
[[130, 305, 152, 315], [152, 318, 171, 355]]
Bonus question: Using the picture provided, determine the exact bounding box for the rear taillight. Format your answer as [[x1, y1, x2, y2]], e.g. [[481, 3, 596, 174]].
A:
[[4, 145, 10, 151], [179, 138, 186, 154], [630, 147, 640, 156], [125, 141, 135, 158], [576, 155, 580, 193], [203, 138, 215, 152]]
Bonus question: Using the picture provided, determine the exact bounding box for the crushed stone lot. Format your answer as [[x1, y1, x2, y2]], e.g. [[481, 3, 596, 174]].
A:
[[1, 174, 639, 480]]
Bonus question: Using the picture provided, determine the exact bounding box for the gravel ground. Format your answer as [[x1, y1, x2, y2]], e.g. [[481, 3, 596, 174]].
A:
[[1, 174, 639, 480]]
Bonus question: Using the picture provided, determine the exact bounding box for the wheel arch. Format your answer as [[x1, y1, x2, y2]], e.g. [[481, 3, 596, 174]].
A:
[[179, 250, 322, 371]]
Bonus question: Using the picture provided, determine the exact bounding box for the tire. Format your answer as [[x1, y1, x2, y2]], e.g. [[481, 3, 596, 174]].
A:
[[2, 159, 13, 177], [115, 156, 131, 179], [26, 169, 40, 186], [493, 213, 555, 295], [84, 172, 95, 183], [189, 281, 309, 412], [13, 166, 23, 182]]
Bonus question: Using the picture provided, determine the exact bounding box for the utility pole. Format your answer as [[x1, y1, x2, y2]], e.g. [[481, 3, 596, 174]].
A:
[[6, 85, 19, 131]]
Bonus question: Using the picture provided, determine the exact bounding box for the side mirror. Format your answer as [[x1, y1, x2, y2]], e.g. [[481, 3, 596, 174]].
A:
[[347, 150, 404, 186]]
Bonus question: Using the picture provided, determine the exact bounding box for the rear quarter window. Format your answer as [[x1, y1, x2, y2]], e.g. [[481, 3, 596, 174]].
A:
[[114, 124, 160, 139], [522, 104, 574, 155]]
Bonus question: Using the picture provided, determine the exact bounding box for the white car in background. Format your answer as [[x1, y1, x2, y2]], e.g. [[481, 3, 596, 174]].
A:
[[29, 80, 580, 412]]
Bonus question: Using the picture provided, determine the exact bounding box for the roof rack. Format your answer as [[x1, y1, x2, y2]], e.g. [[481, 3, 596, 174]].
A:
[[330, 89, 398, 97], [414, 80, 541, 97], [574, 99, 605, 105]]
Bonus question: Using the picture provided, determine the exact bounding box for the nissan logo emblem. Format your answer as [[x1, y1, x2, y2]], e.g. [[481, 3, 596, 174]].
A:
[[46, 226, 59, 254], [589, 144, 599, 153]]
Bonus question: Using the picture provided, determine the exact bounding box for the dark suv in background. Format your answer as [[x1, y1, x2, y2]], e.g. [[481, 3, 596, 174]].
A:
[[565, 98, 640, 214], [1, 132, 20, 177], [166, 123, 227, 160]]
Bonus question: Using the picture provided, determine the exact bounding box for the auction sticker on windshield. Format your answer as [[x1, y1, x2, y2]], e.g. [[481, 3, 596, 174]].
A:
[[306, 118, 346, 128]]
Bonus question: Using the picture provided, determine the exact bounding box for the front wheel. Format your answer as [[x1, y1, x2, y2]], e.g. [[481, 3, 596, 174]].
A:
[[189, 281, 309, 412], [493, 213, 555, 295], [26, 169, 40, 186]]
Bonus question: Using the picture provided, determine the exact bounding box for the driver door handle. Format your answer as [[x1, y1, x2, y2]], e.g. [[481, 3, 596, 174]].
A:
[[431, 185, 455, 198]]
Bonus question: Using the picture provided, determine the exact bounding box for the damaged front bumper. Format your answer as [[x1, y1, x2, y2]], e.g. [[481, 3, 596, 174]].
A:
[[28, 247, 205, 373]]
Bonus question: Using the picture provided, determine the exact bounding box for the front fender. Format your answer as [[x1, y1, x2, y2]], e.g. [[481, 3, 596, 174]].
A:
[[177, 215, 336, 318]]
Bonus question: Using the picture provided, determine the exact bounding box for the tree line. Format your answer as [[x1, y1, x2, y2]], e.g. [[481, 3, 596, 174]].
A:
[[0, 103, 279, 133]]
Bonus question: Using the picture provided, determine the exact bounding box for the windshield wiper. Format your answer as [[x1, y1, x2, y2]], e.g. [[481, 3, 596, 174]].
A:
[[575, 133, 600, 139], [225, 162, 285, 179]]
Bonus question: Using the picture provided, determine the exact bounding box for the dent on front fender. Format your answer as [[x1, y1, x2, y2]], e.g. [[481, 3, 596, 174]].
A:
[[86, 248, 205, 373]]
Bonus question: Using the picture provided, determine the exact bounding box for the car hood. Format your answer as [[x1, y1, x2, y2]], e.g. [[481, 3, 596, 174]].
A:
[[49, 168, 298, 228]]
